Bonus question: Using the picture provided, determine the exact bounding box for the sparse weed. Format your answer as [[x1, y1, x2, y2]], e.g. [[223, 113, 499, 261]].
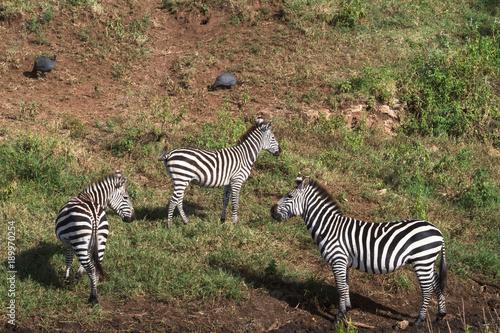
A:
[[18, 100, 38, 120], [170, 53, 198, 90], [24, 8, 54, 34], [62, 116, 89, 139], [111, 63, 126, 78], [162, 0, 186, 12], [151, 95, 186, 138]]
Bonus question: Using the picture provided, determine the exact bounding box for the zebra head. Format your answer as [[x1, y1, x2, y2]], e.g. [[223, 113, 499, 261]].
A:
[[108, 172, 135, 223], [258, 117, 281, 156], [271, 173, 309, 221]]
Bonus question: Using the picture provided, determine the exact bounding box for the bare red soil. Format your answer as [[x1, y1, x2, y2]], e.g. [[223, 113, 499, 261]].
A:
[[1, 1, 499, 332]]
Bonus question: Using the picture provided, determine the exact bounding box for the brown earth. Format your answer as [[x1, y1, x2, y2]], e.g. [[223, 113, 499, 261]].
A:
[[1, 1, 499, 332]]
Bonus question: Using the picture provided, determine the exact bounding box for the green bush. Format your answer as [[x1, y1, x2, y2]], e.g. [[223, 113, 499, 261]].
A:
[[456, 167, 500, 209], [347, 67, 397, 101], [401, 23, 500, 139], [185, 108, 247, 149], [0, 132, 83, 197], [332, 0, 366, 28]]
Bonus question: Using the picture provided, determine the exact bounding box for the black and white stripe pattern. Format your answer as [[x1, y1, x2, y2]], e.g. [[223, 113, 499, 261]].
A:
[[271, 173, 446, 326], [158, 116, 281, 228], [55, 171, 135, 305]]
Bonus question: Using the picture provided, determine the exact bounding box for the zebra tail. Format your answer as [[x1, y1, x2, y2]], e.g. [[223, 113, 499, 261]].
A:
[[92, 227, 105, 279], [157, 143, 170, 161], [439, 241, 447, 292]]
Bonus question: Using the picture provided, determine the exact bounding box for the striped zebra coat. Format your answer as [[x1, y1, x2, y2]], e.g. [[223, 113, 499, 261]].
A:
[[55, 171, 135, 305], [158, 116, 281, 228], [271, 173, 446, 326]]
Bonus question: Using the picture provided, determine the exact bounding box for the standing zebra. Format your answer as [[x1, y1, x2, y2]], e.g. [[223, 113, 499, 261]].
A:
[[271, 173, 446, 326], [158, 116, 281, 228], [55, 171, 135, 305]]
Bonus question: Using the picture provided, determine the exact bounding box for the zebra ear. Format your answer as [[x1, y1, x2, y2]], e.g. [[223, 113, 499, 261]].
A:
[[261, 122, 272, 131], [294, 172, 303, 187], [298, 176, 310, 190], [256, 116, 264, 125], [116, 177, 127, 189]]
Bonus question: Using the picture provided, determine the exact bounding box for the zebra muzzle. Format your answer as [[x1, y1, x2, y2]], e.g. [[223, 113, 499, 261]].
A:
[[270, 204, 283, 221], [122, 209, 136, 223], [273, 147, 282, 156]]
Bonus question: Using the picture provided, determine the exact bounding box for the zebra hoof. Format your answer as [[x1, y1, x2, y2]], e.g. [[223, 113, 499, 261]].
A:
[[411, 317, 424, 327], [436, 312, 446, 322], [88, 296, 99, 306]]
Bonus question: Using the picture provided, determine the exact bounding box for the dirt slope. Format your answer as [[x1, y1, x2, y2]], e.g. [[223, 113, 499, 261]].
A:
[[1, 1, 499, 332]]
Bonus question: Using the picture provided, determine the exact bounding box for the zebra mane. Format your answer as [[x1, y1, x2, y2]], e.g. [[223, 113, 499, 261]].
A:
[[237, 122, 265, 144], [82, 173, 120, 194], [309, 179, 343, 215]]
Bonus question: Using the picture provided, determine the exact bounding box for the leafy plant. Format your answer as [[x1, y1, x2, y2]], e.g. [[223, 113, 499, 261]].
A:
[[187, 107, 246, 149], [18, 100, 38, 120], [456, 168, 500, 210], [401, 23, 500, 139], [332, 0, 366, 28]]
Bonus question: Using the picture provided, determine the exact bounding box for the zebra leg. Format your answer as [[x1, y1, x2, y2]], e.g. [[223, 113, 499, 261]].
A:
[[411, 266, 434, 326], [230, 181, 243, 224], [82, 260, 99, 305], [332, 262, 349, 321], [432, 270, 447, 322], [167, 182, 189, 228], [64, 247, 73, 280], [75, 265, 85, 282], [345, 268, 352, 311], [221, 185, 231, 221]]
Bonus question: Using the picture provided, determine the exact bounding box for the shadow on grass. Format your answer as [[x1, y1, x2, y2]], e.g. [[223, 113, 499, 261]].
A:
[[134, 200, 208, 223], [211, 261, 409, 324], [8, 241, 64, 288]]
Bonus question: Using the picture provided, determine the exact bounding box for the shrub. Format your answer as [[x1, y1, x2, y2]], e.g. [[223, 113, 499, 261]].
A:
[[401, 23, 500, 139], [456, 167, 500, 209]]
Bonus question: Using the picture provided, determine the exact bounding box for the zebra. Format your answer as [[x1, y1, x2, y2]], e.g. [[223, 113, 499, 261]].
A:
[[55, 171, 135, 305], [158, 116, 281, 228], [271, 173, 446, 326]]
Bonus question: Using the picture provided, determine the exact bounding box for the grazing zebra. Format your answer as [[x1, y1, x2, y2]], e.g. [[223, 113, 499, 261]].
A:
[[55, 171, 135, 305], [271, 173, 446, 326], [158, 116, 281, 228]]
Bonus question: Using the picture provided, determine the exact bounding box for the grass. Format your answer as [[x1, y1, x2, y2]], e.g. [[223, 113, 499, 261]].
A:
[[1, 0, 500, 331], [2, 114, 499, 326]]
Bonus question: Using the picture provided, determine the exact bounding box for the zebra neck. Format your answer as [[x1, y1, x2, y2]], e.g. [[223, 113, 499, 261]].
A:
[[82, 181, 112, 208], [235, 130, 263, 162], [303, 187, 343, 227], [77, 192, 98, 206]]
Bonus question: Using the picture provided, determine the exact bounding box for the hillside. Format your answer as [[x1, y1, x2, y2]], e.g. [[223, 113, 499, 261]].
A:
[[1, 0, 500, 332]]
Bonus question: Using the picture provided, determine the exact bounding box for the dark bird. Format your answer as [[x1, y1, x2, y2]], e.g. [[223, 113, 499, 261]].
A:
[[211, 73, 236, 90], [32, 54, 56, 78]]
